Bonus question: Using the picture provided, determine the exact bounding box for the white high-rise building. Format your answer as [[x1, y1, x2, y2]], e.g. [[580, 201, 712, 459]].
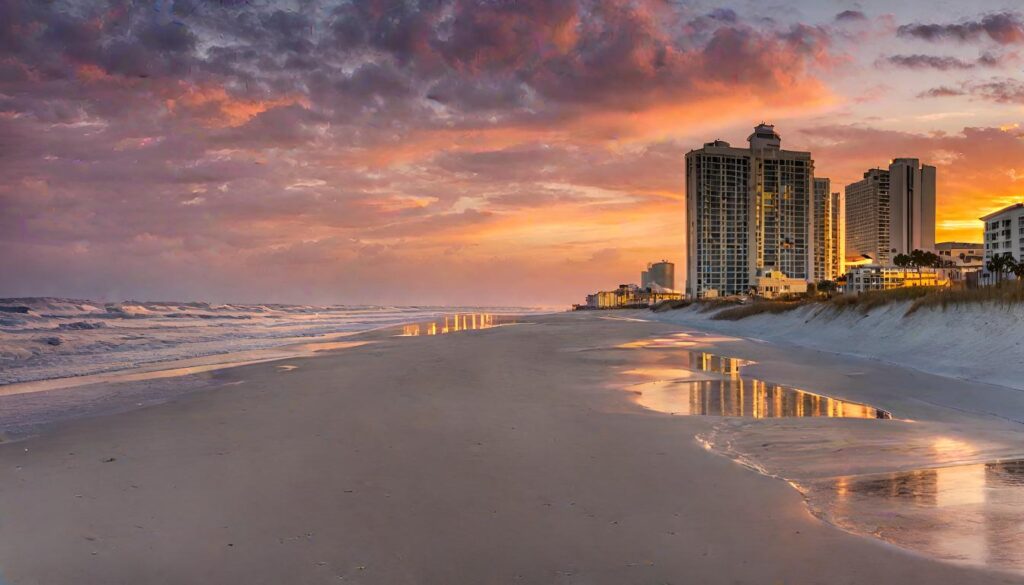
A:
[[889, 158, 936, 256], [845, 168, 891, 265], [982, 203, 1024, 282], [845, 159, 936, 266], [685, 124, 814, 298]]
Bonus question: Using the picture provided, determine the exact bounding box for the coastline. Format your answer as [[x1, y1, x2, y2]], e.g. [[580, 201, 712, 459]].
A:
[[0, 312, 1020, 583]]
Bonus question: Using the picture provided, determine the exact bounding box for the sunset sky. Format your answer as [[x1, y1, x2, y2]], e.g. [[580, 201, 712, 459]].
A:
[[3, 0, 1024, 306]]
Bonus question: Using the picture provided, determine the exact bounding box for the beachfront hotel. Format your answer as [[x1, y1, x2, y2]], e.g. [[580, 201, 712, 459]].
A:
[[684, 124, 815, 298], [844, 169, 891, 265], [845, 159, 936, 265], [889, 158, 937, 256], [982, 203, 1024, 282]]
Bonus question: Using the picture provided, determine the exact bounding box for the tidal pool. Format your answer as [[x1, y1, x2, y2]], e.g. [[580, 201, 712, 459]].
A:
[[619, 342, 889, 419], [805, 459, 1024, 571]]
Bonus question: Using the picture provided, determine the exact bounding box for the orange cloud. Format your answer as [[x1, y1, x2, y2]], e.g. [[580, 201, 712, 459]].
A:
[[164, 83, 308, 128]]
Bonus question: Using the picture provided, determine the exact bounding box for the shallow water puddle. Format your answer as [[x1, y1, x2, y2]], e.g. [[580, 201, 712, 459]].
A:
[[399, 313, 517, 336], [619, 341, 888, 419], [629, 378, 888, 419], [804, 459, 1024, 570]]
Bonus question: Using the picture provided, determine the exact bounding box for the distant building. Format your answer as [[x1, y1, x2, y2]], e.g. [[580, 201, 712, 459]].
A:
[[936, 241, 984, 267], [582, 284, 682, 309], [685, 124, 814, 298], [935, 242, 984, 287], [641, 261, 675, 291], [889, 158, 936, 256], [812, 178, 841, 282], [840, 265, 948, 294], [845, 159, 936, 266], [845, 168, 891, 265], [756, 270, 808, 299], [981, 203, 1024, 283]]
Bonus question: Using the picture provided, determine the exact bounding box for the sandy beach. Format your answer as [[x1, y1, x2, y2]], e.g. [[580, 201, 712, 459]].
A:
[[0, 312, 1021, 584]]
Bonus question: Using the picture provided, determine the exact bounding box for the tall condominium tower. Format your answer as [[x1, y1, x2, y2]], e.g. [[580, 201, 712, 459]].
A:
[[889, 158, 936, 256], [813, 178, 834, 282], [685, 124, 814, 298], [845, 159, 936, 266], [830, 190, 845, 278], [845, 168, 891, 265]]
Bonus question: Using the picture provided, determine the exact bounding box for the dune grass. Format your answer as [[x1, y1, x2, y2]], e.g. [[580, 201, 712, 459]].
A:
[[695, 298, 744, 313], [650, 299, 693, 313], [660, 282, 1024, 320], [710, 300, 806, 321], [904, 282, 1024, 315]]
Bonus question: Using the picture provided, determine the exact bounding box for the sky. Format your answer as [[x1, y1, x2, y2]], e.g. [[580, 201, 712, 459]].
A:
[[2, 0, 1024, 306]]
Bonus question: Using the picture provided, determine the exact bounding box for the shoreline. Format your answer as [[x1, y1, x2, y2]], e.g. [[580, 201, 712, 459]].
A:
[[0, 312, 1020, 583]]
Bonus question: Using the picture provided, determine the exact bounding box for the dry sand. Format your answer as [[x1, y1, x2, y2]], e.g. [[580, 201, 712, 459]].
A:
[[0, 312, 1019, 584]]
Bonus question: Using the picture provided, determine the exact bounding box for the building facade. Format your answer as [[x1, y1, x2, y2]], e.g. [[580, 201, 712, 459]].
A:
[[840, 265, 948, 294], [830, 190, 845, 280], [685, 124, 814, 298], [812, 178, 843, 282], [845, 159, 936, 267], [845, 168, 891, 265], [935, 242, 984, 267], [889, 158, 937, 256], [641, 261, 675, 291], [982, 203, 1024, 283], [756, 270, 808, 299], [812, 178, 831, 282]]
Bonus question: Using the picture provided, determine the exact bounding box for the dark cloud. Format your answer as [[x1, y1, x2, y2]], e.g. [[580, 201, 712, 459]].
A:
[[880, 53, 1004, 70], [835, 10, 867, 22], [919, 78, 1024, 103], [918, 86, 967, 98], [898, 12, 1024, 44]]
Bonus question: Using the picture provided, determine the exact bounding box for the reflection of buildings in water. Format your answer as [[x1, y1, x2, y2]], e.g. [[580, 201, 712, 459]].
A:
[[824, 459, 1024, 569], [984, 460, 1024, 567], [680, 379, 882, 419], [401, 314, 511, 336]]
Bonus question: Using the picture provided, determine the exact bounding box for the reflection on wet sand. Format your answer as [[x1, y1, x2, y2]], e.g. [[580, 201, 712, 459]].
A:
[[815, 458, 1024, 571], [621, 345, 888, 419], [400, 314, 516, 336], [631, 378, 887, 419]]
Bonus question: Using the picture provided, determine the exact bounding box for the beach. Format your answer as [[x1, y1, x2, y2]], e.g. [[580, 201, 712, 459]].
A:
[[0, 312, 1021, 584]]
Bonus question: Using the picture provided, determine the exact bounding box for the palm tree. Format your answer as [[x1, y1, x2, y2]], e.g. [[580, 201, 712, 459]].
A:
[[987, 253, 1014, 285], [1011, 257, 1024, 283], [893, 253, 911, 281]]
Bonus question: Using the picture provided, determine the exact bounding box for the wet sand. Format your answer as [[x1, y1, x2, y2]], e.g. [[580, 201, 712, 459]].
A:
[[0, 312, 1020, 584]]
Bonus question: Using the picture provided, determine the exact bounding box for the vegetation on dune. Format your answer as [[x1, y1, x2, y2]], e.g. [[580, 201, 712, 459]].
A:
[[695, 298, 744, 312], [710, 300, 805, 321], [904, 282, 1024, 316], [666, 281, 1024, 321], [650, 299, 692, 313]]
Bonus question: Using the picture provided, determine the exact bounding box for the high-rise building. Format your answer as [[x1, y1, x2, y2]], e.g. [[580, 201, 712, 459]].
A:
[[641, 261, 675, 291], [845, 159, 936, 266], [845, 168, 891, 265], [982, 203, 1024, 283], [813, 178, 834, 282], [685, 124, 814, 298], [830, 191, 845, 278], [889, 158, 936, 256]]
